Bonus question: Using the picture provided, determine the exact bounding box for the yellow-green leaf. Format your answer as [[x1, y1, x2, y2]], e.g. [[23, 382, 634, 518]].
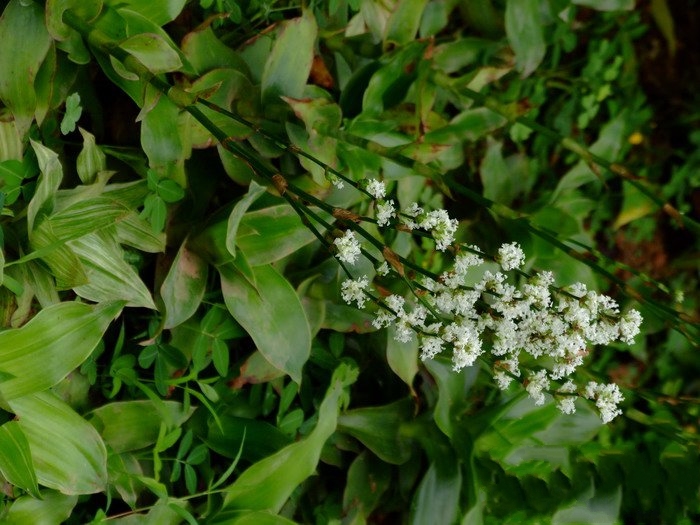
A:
[[0, 421, 40, 498], [0, 301, 123, 403], [10, 392, 109, 494]]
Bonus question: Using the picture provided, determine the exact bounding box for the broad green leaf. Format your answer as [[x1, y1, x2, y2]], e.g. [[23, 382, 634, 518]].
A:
[[181, 26, 251, 76], [207, 416, 291, 463], [77, 128, 107, 184], [60, 92, 82, 134], [552, 485, 622, 525], [386, 324, 419, 396], [120, 33, 183, 74], [0, 0, 51, 138], [0, 301, 123, 402], [70, 231, 156, 308], [384, 0, 428, 48], [424, 358, 479, 439], [612, 180, 656, 229], [552, 114, 628, 201], [88, 400, 195, 453], [161, 237, 208, 329], [220, 263, 311, 383], [0, 120, 23, 161], [28, 140, 63, 233], [115, 211, 167, 253], [42, 197, 133, 241], [104, 0, 187, 25], [342, 452, 391, 523], [10, 391, 108, 494], [210, 509, 300, 525], [338, 399, 413, 464], [422, 107, 507, 144], [45, 0, 103, 40], [409, 461, 461, 525], [572, 0, 634, 10], [480, 138, 519, 206], [0, 159, 30, 205], [222, 363, 358, 511], [236, 204, 332, 266], [29, 226, 88, 289], [261, 9, 317, 104], [505, 0, 546, 77], [3, 491, 77, 525], [226, 181, 267, 258], [141, 96, 190, 187], [0, 421, 40, 498]]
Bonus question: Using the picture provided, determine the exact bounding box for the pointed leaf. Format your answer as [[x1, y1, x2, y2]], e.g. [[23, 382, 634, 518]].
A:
[[120, 33, 183, 74], [0, 421, 40, 498], [161, 237, 208, 329], [0, 301, 123, 402], [28, 140, 63, 233], [70, 231, 156, 308], [223, 363, 358, 511], [4, 491, 77, 524], [0, 0, 51, 137], [226, 181, 267, 258], [220, 263, 310, 383], [505, 0, 546, 77], [261, 9, 317, 103], [77, 128, 107, 184], [10, 392, 108, 494]]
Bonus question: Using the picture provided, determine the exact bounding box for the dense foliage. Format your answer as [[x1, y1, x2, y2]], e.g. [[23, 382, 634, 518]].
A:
[[0, 0, 698, 523]]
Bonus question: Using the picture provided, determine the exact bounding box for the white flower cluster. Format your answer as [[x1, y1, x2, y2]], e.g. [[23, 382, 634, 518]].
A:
[[340, 241, 641, 423], [333, 230, 361, 264], [365, 179, 396, 227]]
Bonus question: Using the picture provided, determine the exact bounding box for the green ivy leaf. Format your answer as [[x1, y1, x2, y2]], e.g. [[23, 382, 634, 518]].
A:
[[60, 92, 83, 135]]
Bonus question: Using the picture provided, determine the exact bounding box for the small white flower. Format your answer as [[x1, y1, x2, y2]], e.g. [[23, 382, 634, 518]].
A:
[[372, 309, 395, 329], [556, 381, 577, 415], [618, 309, 642, 344], [420, 336, 444, 360], [494, 370, 514, 390], [498, 242, 525, 271], [376, 261, 390, 276], [584, 381, 624, 423], [385, 294, 405, 315], [526, 370, 550, 406], [341, 276, 369, 308], [333, 230, 361, 265], [454, 248, 484, 275], [419, 209, 458, 251], [366, 179, 386, 200], [376, 200, 396, 227]]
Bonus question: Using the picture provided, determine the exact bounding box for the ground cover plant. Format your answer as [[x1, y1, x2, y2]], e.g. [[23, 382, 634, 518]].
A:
[[0, 0, 698, 523]]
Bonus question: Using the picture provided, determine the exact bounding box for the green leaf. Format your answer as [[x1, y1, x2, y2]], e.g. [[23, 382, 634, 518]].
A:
[[386, 324, 419, 396], [424, 358, 479, 439], [181, 26, 251, 76], [141, 97, 190, 187], [212, 338, 230, 377], [552, 485, 622, 524], [384, 0, 428, 48], [60, 92, 82, 135], [220, 263, 311, 384], [261, 9, 317, 104], [10, 391, 108, 494], [120, 33, 183, 74], [222, 363, 358, 511], [0, 421, 40, 498], [88, 400, 194, 453], [28, 140, 63, 233], [0, 0, 51, 138], [104, 0, 187, 25], [0, 159, 30, 205], [422, 107, 507, 144], [76, 128, 107, 184], [480, 138, 519, 206], [70, 231, 157, 308], [236, 204, 332, 266], [160, 237, 209, 329], [338, 399, 414, 464], [207, 415, 291, 463], [45, 0, 103, 41], [342, 452, 391, 522], [505, 0, 546, 77], [3, 491, 78, 525], [226, 181, 267, 258], [410, 461, 461, 525], [572, 0, 634, 10], [0, 301, 123, 402]]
